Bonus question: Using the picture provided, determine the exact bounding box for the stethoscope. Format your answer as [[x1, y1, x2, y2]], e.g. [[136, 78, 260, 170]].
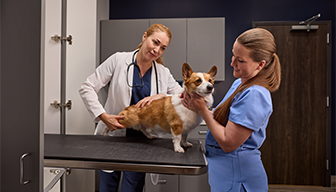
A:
[[126, 50, 159, 94]]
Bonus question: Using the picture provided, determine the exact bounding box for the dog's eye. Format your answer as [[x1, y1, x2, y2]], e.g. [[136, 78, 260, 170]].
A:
[[196, 79, 202, 84], [209, 79, 213, 83]]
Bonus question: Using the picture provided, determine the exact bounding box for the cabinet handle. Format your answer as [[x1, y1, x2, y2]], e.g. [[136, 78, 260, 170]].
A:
[[198, 131, 207, 135], [20, 153, 30, 185], [150, 173, 167, 185], [157, 179, 167, 184]]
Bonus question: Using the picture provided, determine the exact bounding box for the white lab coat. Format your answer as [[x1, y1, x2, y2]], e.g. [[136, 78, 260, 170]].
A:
[[79, 50, 183, 136]]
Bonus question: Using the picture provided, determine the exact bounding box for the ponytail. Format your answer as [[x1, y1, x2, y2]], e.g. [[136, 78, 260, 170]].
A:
[[214, 28, 281, 126]]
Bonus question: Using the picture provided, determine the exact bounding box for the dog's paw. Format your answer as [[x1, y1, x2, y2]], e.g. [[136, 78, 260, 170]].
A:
[[142, 131, 158, 139], [181, 141, 193, 148], [174, 146, 185, 153], [146, 134, 158, 139]]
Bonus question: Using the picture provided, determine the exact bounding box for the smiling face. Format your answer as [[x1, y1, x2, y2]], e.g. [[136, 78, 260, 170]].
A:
[[182, 63, 217, 97], [230, 41, 265, 84], [140, 31, 170, 63]]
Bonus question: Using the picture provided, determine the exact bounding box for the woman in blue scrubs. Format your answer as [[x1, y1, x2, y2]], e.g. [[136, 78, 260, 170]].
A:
[[182, 28, 281, 192]]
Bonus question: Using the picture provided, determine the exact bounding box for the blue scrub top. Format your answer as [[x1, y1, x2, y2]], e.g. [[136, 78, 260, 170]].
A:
[[206, 78, 272, 150], [205, 78, 272, 192], [130, 64, 152, 105]]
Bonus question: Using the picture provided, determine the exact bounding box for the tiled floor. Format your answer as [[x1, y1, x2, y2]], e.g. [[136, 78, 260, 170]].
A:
[[269, 185, 336, 192]]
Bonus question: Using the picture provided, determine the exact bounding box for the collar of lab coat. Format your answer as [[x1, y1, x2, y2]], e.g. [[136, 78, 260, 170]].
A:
[[125, 49, 159, 97]]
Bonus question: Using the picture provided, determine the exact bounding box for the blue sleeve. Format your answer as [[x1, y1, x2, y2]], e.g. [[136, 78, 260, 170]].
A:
[[228, 86, 273, 131]]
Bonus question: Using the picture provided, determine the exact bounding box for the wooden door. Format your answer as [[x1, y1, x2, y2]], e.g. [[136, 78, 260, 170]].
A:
[[253, 22, 331, 186]]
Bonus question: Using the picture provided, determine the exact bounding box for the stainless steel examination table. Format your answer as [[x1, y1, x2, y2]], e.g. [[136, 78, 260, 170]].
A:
[[44, 134, 208, 175]]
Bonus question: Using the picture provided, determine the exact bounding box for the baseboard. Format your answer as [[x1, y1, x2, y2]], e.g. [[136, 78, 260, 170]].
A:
[[332, 175, 336, 188]]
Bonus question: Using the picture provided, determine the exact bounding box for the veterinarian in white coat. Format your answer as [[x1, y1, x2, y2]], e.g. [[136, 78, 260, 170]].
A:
[[182, 28, 281, 192], [79, 23, 182, 192]]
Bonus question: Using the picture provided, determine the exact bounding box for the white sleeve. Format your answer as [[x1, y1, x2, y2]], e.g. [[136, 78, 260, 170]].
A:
[[155, 64, 183, 96], [79, 54, 116, 122], [167, 71, 183, 95]]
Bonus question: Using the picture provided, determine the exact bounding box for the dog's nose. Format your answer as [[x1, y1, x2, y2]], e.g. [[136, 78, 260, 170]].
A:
[[207, 84, 213, 91]]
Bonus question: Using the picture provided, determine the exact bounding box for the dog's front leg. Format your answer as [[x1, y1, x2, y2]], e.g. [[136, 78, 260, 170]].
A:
[[172, 133, 184, 153], [181, 133, 193, 148]]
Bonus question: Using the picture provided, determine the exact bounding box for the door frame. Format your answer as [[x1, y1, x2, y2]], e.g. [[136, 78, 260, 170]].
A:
[[252, 21, 332, 186]]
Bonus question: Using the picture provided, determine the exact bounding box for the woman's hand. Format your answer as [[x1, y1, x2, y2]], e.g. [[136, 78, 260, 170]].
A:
[[135, 93, 166, 109], [182, 90, 208, 113], [99, 112, 126, 132]]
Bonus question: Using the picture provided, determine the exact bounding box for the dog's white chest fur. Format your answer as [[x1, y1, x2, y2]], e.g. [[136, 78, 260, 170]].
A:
[[171, 94, 203, 132]]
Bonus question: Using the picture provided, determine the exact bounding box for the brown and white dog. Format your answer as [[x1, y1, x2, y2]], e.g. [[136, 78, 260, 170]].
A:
[[104, 63, 217, 153]]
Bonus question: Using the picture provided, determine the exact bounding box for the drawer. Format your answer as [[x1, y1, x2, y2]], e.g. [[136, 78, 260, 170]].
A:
[[157, 125, 208, 139], [145, 174, 178, 192], [180, 173, 210, 192], [187, 125, 208, 139]]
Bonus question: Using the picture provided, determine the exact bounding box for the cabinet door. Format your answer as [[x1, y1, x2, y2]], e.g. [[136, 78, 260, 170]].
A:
[[180, 174, 210, 192], [180, 138, 209, 192], [1, 0, 42, 191], [100, 18, 225, 81], [180, 131, 209, 192], [43, 1, 62, 189], [150, 19, 187, 80], [187, 125, 208, 140], [66, 0, 97, 135], [42, 0, 62, 134], [187, 18, 225, 81], [100, 19, 149, 62], [43, 1, 100, 191], [145, 174, 179, 192]]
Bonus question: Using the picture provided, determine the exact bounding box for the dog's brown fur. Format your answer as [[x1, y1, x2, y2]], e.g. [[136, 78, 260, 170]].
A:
[[118, 96, 183, 136], [104, 63, 217, 152]]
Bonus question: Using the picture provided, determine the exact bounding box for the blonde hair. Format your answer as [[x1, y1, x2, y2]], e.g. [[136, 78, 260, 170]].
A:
[[136, 23, 172, 65], [214, 28, 281, 125]]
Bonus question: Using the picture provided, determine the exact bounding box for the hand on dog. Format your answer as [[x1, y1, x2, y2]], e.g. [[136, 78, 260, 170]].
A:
[[99, 112, 126, 132], [135, 93, 166, 109], [182, 90, 208, 113]]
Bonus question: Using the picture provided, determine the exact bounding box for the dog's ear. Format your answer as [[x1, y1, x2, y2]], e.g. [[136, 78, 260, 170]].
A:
[[182, 63, 193, 80], [208, 65, 217, 79]]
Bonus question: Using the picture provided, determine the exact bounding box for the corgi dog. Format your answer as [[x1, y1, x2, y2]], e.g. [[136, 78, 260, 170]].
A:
[[104, 63, 217, 153]]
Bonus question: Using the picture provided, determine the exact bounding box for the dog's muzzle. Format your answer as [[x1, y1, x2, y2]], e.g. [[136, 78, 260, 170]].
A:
[[207, 84, 214, 92]]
